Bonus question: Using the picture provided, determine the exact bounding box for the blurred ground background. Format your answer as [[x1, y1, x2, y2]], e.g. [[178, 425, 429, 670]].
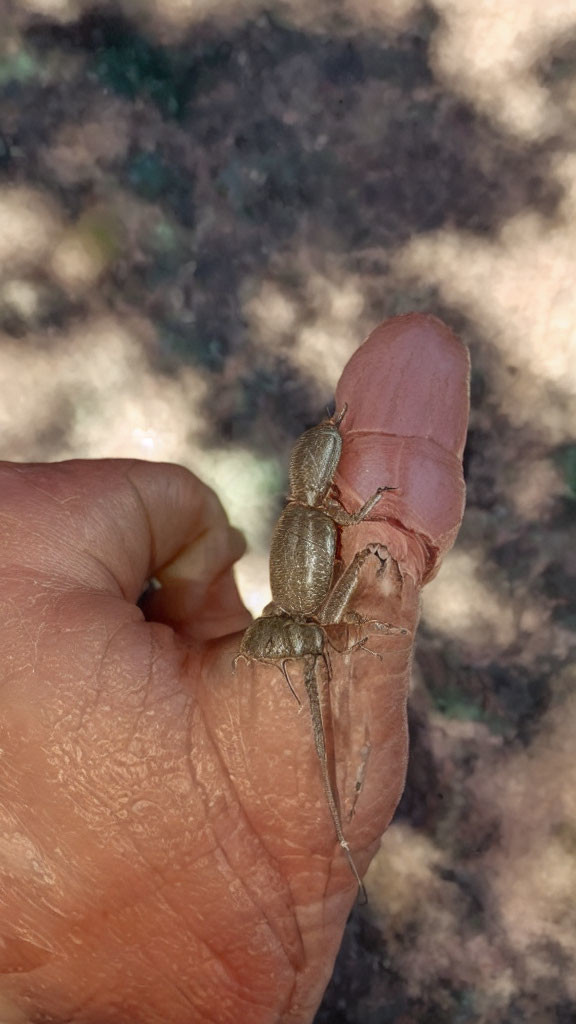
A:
[[0, 0, 575, 1020]]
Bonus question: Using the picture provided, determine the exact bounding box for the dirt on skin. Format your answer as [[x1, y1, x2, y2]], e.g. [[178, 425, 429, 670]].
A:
[[0, 0, 575, 1021]]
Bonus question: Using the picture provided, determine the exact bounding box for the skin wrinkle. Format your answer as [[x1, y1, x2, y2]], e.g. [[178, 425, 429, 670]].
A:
[[215, 681, 294, 856], [345, 428, 462, 455], [52, 849, 233, 1012], [168, 977, 206, 1021], [73, 623, 125, 736], [122, 630, 156, 749], [122, 838, 257, 1019], [60, 905, 203, 1024], [317, 825, 336, 924], [87, 485, 157, 597], [0, 602, 40, 677], [80, 550, 128, 600], [0, 880, 62, 946], [2, 478, 113, 592], [196, 648, 298, 903], [56, 695, 175, 825], [135, 639, 181, 715], [208, 672, 316, 986], [349, 730, 372, 822], [124, 466, 158, 585], [189, 691, 305, 983], [15, 562, 124, 603], [7, 463, 204, 604], [63, 989, 103, 1024], [154, 858, 290, 1022], [234, 658, 309, 831], [95, 840, 219, 930], [166, 976, 286, 1024], [0, 510, 27, 544], [302, 658, 352, 915], [328, 574, 413, 851], [360, 701, 410, 840], [8, 472, 76, 510], [0, 595, 24, 636]]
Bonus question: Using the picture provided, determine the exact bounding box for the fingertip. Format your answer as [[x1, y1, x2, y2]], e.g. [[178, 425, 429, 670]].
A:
[[336, 313, 470, 458], [143, 566, 252, 641], [155, 525, 247, 588], [150, 524, 251, 639], [334, 314, 470, 581]]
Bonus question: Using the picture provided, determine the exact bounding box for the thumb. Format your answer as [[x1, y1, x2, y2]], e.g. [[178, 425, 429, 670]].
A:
[[214, 314, 469, 904], [322, 313, 470, 860], [335, 312, 470, 588]]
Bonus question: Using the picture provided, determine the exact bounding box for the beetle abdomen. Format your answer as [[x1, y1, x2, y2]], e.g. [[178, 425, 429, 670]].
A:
[[269, 504, 336, 615], [289, 424, 342, 505]]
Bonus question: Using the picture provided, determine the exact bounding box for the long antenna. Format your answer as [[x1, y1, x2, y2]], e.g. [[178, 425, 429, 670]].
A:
[[303, 657, 367, 904]]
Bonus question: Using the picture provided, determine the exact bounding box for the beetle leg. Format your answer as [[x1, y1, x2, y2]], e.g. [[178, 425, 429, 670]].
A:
[[385, 552, 405, 590], [332, 402, 348, 428], [330, 557, 345, 587], [317, 546, 374, 625], [322, 644, 332, 681], [323, 403, 348, 428], [323, 486, 396, 526], [354, 640, 382, 659], [369, 620, 409, 637], [365, 542, 388, 572], [341, 612, 409, 637], [278, 660, 302, 705], [366, 545, 405, 590], [326, 633, 382, 659]]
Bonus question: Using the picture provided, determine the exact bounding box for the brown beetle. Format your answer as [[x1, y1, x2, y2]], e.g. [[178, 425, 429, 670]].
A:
[[268, 405, 393, 618], [236, 406, 400, 899], [236, 545, 407, 900]]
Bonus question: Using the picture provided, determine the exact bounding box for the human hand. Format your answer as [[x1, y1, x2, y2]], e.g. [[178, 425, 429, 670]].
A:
[[0, 314, 469, 1024]]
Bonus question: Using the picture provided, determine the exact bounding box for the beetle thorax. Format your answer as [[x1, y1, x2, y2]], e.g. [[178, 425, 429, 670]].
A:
[[239, 615, 324, 661]]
